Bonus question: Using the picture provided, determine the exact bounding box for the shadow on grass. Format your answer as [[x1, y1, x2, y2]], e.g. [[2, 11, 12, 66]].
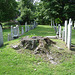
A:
[[71, 47, 75, 51], [0, 43, 9, 49]]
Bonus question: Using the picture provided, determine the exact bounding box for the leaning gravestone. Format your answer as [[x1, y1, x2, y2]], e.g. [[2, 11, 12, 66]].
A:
[[0, 26, 3, 47]]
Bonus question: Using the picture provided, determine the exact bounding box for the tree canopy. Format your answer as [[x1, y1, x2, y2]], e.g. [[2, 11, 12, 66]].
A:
[[0, 0, 75, 25], [0, 0, 17, 22]]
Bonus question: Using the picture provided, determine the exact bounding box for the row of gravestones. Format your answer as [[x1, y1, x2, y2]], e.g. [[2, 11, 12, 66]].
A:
[[51, 18, 73, 50], [0, 21, 38, 47], [8, 21, 38, 41], [51, 19, 75, 30]]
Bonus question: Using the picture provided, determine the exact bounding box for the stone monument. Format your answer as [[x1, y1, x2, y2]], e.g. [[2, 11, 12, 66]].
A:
[[0, 26, 3, 47]]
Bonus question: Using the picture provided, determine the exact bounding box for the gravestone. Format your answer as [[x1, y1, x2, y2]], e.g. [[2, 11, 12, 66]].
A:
[[11, 26, 13, 40], [8, 33, 11, 41], [59, 25, 62, 39], [0, 26, 3, 47], [56, 24, 60, 38], [25, 22, 28, 32], [13, 27, 18, 38], [67, 18, 72, 50], [62, 28, 65, 41], [53, 20, 55, 28], [16, 25, 19, 36], [28, 25, 29, 31], [34, 21, 36, 28], [58, 24, 60, 35], [22, 27, 24, 34], [33, 24, 34, 29], [65, 20, 68, 44], [54, 26, 57, 33]]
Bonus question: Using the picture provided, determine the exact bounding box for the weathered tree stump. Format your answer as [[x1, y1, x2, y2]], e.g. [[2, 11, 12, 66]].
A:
[[20, 36, 56, 54]]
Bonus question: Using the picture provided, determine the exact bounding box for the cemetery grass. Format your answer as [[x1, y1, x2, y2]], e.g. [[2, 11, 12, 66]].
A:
[[0, 25, 75, 75]]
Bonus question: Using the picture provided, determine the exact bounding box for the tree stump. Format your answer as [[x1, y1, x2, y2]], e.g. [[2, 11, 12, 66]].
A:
[[20, 36, 56, 54]]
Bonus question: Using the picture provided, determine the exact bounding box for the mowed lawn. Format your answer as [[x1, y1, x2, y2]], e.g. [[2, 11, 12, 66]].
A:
[[0, 25, 75, 75]]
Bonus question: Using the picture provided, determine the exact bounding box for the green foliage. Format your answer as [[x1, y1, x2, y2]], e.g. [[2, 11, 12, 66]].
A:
[[0, 0, 18, 22], [34, 2, 50, 25], [41, 0, 75, 24], [17, 0, 35, 24], [55, 18, 62, 24]]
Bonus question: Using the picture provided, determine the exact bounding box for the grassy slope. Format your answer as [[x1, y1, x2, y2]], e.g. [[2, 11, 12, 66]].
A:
[[0, 25, 75, 75]]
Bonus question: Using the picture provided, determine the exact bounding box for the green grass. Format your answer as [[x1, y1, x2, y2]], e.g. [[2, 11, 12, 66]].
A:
[[0, 25, 75, 75]]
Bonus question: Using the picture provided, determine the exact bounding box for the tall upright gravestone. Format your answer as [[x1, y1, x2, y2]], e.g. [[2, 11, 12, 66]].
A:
[[59, 25, 62, 39], [62, 28, 65, 41], [67, 19, 72, 50], [0, 26, 3, 47], [65, 20, 68, 44], [11, 26, 13, 40]]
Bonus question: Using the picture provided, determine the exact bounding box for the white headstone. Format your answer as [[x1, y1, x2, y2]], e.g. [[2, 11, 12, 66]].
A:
[[11, 26, 13, 39], [16, 25, 19, 36], [0, 26, 3, 47], [65, 20, 68, 44], [59, 26, 62, 39], [67, 19, 72, 50], [22, 27, 24, 34], [62, 28, 65, 41], [13, 27, 18, 37]]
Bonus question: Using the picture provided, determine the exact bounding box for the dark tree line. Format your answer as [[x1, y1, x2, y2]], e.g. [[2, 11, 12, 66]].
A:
[[0, 0, 75, 25]]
